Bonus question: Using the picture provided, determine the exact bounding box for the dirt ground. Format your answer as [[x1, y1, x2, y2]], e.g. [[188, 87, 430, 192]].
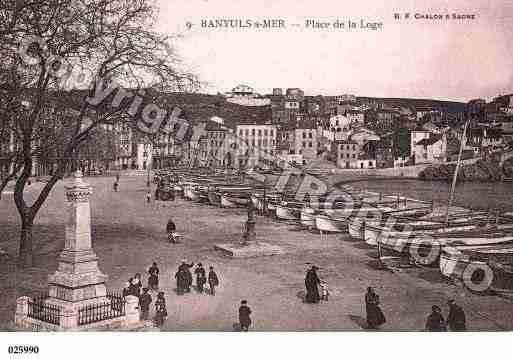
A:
[[1, 175, 512, 331]]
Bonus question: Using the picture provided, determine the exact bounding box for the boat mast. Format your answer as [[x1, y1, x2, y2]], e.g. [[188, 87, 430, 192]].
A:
[[446, 119, 470, 223]]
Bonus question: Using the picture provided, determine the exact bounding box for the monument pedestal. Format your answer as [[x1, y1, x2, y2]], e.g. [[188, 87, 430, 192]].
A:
[[214, 241, 283, 258]]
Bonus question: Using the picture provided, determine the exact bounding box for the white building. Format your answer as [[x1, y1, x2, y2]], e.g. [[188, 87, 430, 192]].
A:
[[224, 84, 271, 107]]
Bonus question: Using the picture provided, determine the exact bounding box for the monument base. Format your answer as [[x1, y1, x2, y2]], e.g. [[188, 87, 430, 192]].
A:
[[214, 241, 283, 258]]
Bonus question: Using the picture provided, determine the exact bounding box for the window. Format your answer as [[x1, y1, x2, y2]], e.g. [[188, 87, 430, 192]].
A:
[[346, 145, 350, 150], [352, 154, 356, 158], [252, 129, 255, 136], [245, 129, 249, 136], [369, 161, 373, 167], [308, 132, 312, 139], [353, 145, 356, 150], [308, 142, 312, 148], [302, 142, 306, 148], [340, 153, 343, 159], [264, 129, 268, 136], [346, 153, 350, 158], [302, 132, 306, 139], [258, 129, 262, 136]]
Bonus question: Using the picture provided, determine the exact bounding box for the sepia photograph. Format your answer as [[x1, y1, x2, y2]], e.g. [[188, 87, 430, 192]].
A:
[[1, 0, 513, 357]]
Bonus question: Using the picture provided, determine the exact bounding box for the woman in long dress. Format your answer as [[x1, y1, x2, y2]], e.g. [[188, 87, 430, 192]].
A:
[[304, 266, 321, 303], [154, 292, 167, 327], [365, 287, 386, 329]]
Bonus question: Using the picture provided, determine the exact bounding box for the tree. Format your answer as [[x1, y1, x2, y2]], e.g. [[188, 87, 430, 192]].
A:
[[1, 0, 198, 267]]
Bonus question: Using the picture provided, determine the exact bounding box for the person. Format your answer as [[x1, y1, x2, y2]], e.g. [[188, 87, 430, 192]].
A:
[[320, 281, 329, 301], [304, 265, 321, 303], [238, 300, 252, 332], [447, 300, 466, 331], [154, 292, 167, 327], [194, 263, 207, 293], [425, 305, 446, 331], [122, 282, 130, 297], [113, 181, 119, 192], [139, 288, 152, 321], [146, 190, 151, 203], [132, 273, 142, 297], [208, 266, 219, 296], [365, 287, 386, 329], [167, 219, 177, 243], [148, 262, 159, 291], [175, 261, 194, 294], [116, 173, 120, 182]]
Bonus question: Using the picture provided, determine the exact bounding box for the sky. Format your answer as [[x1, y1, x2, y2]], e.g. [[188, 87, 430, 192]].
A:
[[155, 0, 513, 102]]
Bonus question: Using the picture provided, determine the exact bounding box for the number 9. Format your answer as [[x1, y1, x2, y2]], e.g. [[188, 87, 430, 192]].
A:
[[186, 22, 192, 30]]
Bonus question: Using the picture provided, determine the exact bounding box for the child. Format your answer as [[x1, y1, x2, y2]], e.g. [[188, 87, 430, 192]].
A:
[[146, 190, 151, 203], [154, 292, 167, 327], [320, 281, 329, 301], [139, 288, 152, 321]]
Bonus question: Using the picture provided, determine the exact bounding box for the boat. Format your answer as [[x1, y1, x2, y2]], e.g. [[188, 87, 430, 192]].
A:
[[221, 191, 251, 208], [440, 244, 513, 292], [275, 201, 303, 221], [300, 207, 317, 228], [315, 214, 348, 233]]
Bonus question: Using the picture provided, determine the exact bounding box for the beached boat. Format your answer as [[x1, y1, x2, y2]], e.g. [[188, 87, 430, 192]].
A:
[[300, 207, 317, 228], [221, 191, 251, 208], [440, 245, 513, 291], [275, 201, 303, 221], [315, 214, 348, 233]]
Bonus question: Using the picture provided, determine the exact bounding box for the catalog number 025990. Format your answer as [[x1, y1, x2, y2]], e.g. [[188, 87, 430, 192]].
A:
[[8, 345, 39, 355]]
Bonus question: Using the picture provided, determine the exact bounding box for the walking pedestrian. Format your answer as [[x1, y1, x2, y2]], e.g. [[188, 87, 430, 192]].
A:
[[113, 181, 119, 192], [194, 263, 207, 293], [146, 190, 151, 203], [139, 288, 152, 321], [208, 266, 219, 296], [148, 262, 159, 291], [154, 292, 167, 327], [175, 260, 194, 294], [304, 265, 321, 303], [238, 300, 252, 332], [447, 300, 466, 331], [365, 287, 386, 329], [425, 305, 446, 331]]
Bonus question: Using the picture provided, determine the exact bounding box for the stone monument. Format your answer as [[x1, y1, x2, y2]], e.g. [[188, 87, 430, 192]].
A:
[[214, 198, 282, 258], [46, 170, 108, 308], [14, 171, 143, 331]]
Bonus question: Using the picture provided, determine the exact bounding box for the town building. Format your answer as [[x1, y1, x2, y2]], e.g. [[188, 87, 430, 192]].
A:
[[411, 133, 448, 164]]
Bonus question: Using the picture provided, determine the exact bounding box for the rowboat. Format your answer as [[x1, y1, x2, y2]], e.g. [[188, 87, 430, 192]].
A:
[[440, 245, 513, 291], [315, 214, 348, 233], [275, 201, 303, 221], [300, 207, 317, 228], [379, 228, 513, 266], [221, 191, 251, 208]]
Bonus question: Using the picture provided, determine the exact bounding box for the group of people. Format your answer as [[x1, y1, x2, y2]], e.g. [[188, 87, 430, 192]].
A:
[[175, 261, 219, 295], [121, 263, 168, 327], [425, 300, 467, 331], [304, 265, 466, 331]]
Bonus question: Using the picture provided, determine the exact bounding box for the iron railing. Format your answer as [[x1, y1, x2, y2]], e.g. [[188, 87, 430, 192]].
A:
[[27, 294, 61, 325], [77, 291, 126, 326]]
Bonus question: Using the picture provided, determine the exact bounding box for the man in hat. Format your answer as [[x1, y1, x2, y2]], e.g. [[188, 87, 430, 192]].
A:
[[304, 265, 321, 303], [194, 263, 207, 293], [447, 300, 466, 331], [208, 266, 219, 296], [176, 260, 194, 293], [425, 305, 446, 331], [238, 300, 252, 332], [139, 288, 152, 321]]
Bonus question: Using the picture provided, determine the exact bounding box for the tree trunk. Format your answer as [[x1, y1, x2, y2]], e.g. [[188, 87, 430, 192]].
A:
[[18, 213, 34, 267]]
